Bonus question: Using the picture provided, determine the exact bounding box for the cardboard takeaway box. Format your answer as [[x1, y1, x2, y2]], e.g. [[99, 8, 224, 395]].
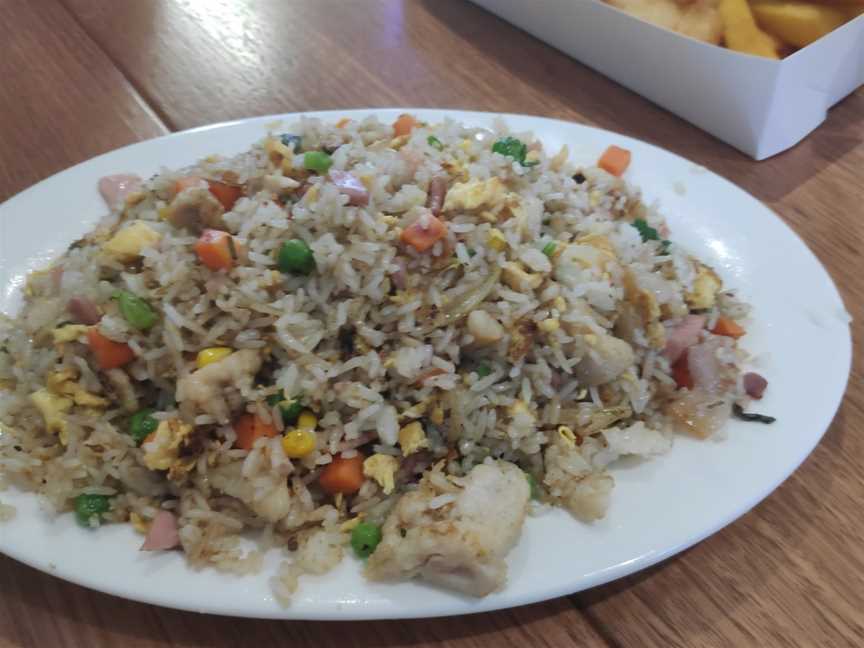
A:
[[471, 0, 864, 160]]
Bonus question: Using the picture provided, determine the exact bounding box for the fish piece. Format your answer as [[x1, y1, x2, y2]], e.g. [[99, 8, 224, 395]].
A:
[[366, 461, 530, 597]]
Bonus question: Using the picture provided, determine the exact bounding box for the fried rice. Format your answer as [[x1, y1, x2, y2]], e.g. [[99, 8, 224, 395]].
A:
[[0, 114, 768, 602]]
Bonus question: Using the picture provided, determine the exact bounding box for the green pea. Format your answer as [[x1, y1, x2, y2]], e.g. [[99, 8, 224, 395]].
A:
[[113, 290, 158, 330], [303, 151, 333, 174], [351, 521, 383, 559], [278, 239, 316, 275], [280, 134, 302, 153], [129, 408, 158, 446], [524, 472, 541, 500], [476, 364, 491, 379], [74, 493, 111, 527], [542, 241, 557, 257], [427, 135, 444, 151]]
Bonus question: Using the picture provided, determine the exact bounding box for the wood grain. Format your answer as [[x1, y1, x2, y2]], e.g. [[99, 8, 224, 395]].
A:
[[0, 553, 608, 648], [0, 0, 167, 202], [2, 0, 863, 646]]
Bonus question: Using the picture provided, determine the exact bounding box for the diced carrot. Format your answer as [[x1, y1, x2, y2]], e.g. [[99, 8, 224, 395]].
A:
[[400, 214, 448, 252], [597, 145, 631, 177], [672, 352, 694, 390], [319, 454, 365, 495], [335, 117, 351, 128], [174, 176, 242, 211], [206, 180, 243, 211], [233, 413, 278, 451], [194, 229, 237, 271], [173, 176, 204, 195], [87, 328, 135, 370], [712, 316, 746, 339], [393, 114, 418, 138]]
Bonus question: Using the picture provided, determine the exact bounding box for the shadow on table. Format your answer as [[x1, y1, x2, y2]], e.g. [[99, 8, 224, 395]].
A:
[[0, 556, 570, 647], [418, 0, 863, 204]]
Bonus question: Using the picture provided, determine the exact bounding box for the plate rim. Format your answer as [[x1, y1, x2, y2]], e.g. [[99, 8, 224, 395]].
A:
[[0, 108, 852, 620]]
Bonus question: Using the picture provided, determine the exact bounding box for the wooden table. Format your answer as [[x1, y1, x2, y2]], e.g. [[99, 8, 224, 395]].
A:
[[1, 1, 861, 646]]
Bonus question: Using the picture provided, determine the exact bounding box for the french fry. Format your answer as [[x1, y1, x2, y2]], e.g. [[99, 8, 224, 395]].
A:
[[719, 0, 781, 57], [750, 0, 849, 47]]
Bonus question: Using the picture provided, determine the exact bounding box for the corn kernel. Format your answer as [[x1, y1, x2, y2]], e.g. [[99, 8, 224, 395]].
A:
[[282, 429, 316, 458], [558, 425, 577, 446], [488, 228, 507, 251], [553, 296, 567, 312], [539, 318, 560, 333], [297, 410, 317, 431], [196, 347, 233, 368]]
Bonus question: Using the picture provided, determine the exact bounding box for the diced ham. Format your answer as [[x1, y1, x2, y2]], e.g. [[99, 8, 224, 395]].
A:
[[98, 174, 142, 209], [329, 170, 369, 206], [743, 372, 768, 400], [425, 176, 448, 216], [140, 510, 181, 551], [662, 314, 706, 364], [67, 297, 102, 325]]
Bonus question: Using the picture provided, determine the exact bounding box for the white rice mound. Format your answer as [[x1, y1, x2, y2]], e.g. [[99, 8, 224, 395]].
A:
[[0, 114, 755, 600]]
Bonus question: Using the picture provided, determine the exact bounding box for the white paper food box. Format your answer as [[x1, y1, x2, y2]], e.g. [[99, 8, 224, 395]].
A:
[[471, 0, 864, 160]]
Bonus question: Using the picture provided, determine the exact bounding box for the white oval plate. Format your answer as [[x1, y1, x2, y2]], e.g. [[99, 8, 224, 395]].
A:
[[0, 110, 851, 619]]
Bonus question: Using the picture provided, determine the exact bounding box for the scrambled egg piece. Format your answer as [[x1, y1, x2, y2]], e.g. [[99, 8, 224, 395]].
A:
[[399, 399, 430, 420], [576, 233, 616, 258], [30, 389, 72, 442], [502, 262, 542, 291], [398, 421, 429, 456], [142, 418, 193, 472], [487, 228, 507, 251], [52, 324, 90, 344], [621, 269, 666, 350], [443, 178, 509, 213], [46, 369, 109, 408], [264, 136, 295, 165], [102, 221, 161, 262], [686, 263, 722, 310], [508, 400, 533, 419], [363, 454, 399, 495]]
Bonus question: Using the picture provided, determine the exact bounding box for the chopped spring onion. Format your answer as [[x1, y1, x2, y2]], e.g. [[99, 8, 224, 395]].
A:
[[491, 137, 538, 167], [74, 493, 111, 527], [280, 134, 302, 153]]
